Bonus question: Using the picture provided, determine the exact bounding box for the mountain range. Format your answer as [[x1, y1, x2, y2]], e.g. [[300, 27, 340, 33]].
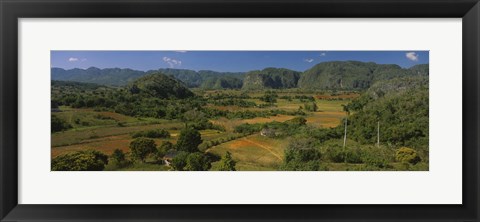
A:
[[51, 67, 244, 88], [51, 61, 428, 90]]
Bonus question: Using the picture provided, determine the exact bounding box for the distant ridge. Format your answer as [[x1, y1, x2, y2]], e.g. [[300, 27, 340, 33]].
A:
[[51, 67, 245, 89], [51, 61, 428, 90]]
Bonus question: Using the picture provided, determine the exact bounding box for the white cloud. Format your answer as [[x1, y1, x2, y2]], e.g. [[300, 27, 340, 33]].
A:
[[174, 51, 187, 53], [405, 52, 419, 61], [68, 57, 87, 62], [320, 52, 326, 56], [304, 58, 314, 63], [163, 56, 182, 68]]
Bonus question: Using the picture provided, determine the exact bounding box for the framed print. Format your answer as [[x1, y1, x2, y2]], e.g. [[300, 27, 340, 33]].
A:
[[1, 0, 479, 221]]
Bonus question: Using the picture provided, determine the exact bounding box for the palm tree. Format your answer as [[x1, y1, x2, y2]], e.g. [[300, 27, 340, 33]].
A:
[[341, 105, 350, 164], [341, 105, 350, 148]]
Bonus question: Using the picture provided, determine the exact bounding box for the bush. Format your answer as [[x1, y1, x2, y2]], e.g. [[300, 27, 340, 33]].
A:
[[325, 145, 345, 163], [361, 147, 389, 168], [280, 161, 322, 171], [51, 115, 72, 133], [185, 152, 211, 171], [285, 117, 307, 126], [132, 129, 170, 139], [234, 123, 262, 134], [345, 148, 363, 164], [304, 102, 318, 112], [157, 141, 174, 158], [281, 138, 322, 171], [52, 150, 108, 171], [171, 151, 189, 171], [110, 149, 130, 168], [218, 151, 236, 171], [309, 128, 343, 143], [395, 147, 421, 164], [325, 145, 363, 164]]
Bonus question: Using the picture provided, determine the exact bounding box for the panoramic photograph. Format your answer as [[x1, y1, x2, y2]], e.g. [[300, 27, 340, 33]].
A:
[[50, 51, 429, 171]]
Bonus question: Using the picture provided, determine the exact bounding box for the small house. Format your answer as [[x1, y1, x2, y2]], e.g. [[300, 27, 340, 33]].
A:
[[164, 150, 178, 166], [260, 128, 276, 137]]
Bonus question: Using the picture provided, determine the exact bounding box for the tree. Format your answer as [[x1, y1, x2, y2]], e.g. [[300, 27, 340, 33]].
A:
[[171, 151, 189, 171], [52, 150, 109, 171], [111, 148, 126, 162], [280, 138, 322, 171], [51, 101, 59, 109], [341, 104, 350, 165], [304, 102, 318, 112], [218, 151, 236, 171], [182, 109, 205, 124], [176, 127, 202, 153], [129, 84, 140, 94], [111, 149, 128, 167], [158, 141, 174, 158], [129, 138, 157, 162], [260, 91, 278, 104], [185, 152, 211, 171], [286, 117, 307, 126], [51, 115, 72, 133]]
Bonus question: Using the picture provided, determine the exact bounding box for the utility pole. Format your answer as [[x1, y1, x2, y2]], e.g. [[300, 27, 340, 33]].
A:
[[343, 116, 347, 148], [377, 121, 380, 147], [343, 116, 348, 164], [342, 105, 349, 164]]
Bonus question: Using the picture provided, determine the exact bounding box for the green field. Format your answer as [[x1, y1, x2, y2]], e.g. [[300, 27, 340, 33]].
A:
[[52, 89, 355, 170]]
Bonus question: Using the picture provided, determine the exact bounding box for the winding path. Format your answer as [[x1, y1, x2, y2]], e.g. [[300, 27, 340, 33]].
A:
[[239, 137, 283, 161]]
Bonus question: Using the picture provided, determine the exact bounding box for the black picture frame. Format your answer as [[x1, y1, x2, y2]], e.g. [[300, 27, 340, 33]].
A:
[[1, 0, 479, 221]]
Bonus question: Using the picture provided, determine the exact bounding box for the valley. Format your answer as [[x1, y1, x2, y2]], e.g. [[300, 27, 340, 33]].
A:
[[51, 60, 429, 171]]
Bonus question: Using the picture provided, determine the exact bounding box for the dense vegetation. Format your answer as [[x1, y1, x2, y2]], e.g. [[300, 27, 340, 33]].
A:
[[298, 61, 429, 90], [348, 87, 429, 148], [52, 150, 109, 171], [51, 74, 203, 120]]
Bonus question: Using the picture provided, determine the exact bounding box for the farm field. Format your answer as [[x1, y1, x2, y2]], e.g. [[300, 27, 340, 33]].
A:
[[51, 90, 352, 170], [208, 135, 287, 171]]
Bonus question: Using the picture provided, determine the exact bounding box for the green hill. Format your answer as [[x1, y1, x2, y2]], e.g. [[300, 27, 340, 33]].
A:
[[127, 73, 194, 99], [242, 68, 301, 90], [298, 61, 428, 90]]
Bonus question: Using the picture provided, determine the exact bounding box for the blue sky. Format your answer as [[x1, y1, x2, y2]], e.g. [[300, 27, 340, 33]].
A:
[[51, 51, 429, 72]]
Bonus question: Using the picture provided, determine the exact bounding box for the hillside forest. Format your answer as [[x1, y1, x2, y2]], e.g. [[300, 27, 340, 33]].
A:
[[51, 61, 429, 171]]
